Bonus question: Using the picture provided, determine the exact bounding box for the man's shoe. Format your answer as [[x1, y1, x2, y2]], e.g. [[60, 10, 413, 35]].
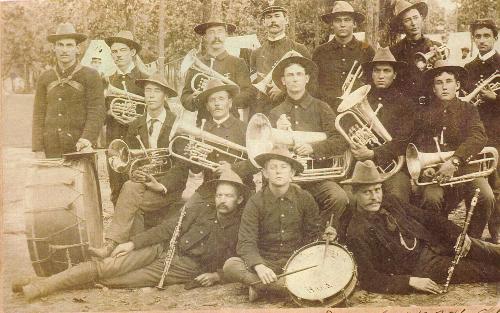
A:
[[87, 239, 117, 259], [248, 286, 260, 302]]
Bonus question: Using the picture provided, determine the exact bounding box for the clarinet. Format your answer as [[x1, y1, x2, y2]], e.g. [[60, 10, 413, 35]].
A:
[[442, 188, 480, 293], [156, 204, 188, 289]]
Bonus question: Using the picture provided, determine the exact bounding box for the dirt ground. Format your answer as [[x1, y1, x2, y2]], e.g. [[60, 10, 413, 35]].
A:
[[1, 94, 499, 312]]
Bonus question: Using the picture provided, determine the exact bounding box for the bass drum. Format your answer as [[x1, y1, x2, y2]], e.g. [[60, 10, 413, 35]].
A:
[[24, 155, 103, 276], [284, 241, 357, 307]]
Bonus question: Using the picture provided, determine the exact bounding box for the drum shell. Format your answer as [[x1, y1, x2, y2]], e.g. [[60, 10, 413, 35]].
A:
[[24, 157, 103, 276]]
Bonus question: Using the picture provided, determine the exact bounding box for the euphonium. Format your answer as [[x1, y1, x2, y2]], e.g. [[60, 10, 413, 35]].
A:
[[458, 70, 499, 106], [107, 137, 171, 177], [253, 50, 303, 95], [406, 143, 498, 186], [106, 83, 147, 123], [246, 113, 352, 182], [168, 114, 247, 170], [414, 45, 450, 71]]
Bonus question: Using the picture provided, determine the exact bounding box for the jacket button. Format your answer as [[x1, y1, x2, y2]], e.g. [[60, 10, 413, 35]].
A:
[[342, 58, 346, 62], [378, 97, 382, 101], [280, 243, 283, 246], [214, 220, 218, 224], [58, 128, 62, 131], [58, 113, 62, 117], [185, 240, 189, 243], [295, 121, 299, 125], [58, 97, 62, 101], [281, 230, 285, 233], [281, 214, 285, 217], [200, 230, 203, 234]]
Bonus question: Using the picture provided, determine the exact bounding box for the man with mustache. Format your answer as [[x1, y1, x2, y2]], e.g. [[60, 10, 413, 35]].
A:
[[32, 23, 105, 158], [223, 146, 336, 302], [104, 30, 150, 206], [389, 0, 442, 106], [181, 18, 255, 126], [344, 160, 500, 295], [14, 171, 250, 300], [312, 1, 375, 111], [249, 0, 311, 117], [464, 19, 500, 243], [411, 61, 494, 239]]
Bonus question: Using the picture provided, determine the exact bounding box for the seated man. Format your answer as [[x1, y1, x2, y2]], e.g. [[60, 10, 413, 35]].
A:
[[344, 160, 500, 294], [89, 73, 189, 258], [223, 146, 336, 302], [14, 171, 250, 301]]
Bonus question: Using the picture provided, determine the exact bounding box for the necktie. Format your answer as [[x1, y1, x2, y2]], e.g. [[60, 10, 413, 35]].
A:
[[149, 119, 158, 136]]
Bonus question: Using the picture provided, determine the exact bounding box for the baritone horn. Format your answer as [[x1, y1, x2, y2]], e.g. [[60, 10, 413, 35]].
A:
[[246, 113, 352, 182], [406, 143, 498, 186], [253, 50, 303, 95], [181, 49, 238, 92], [168, 113, 247, 170], [414, 45, 450, 71], [459, 70, 499, 106], [106, 83, 147, 123]]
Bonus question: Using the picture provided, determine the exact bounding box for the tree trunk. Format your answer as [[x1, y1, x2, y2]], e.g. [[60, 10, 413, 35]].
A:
[[289, 0, 296, 41], [365, 0, 379, 47], [158, 0, 166, 76]]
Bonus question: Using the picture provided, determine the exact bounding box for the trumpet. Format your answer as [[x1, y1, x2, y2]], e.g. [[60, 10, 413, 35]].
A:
[[181, 49, 238, 93], [338, 60, 363, 100], [253, 50, 303, 95], [246, 113, 352, 182], [406, 143, 498, 186], [168, 114, 247, 170], [107, 136, 171, 177], [414, 45, 450, 71], [459, 70, 499, 106], [106, 83, 147, 123]]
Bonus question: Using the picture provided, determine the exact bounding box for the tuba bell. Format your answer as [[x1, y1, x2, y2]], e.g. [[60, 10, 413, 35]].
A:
[[414, 45, 450, 71], [106, 83, 147, 123], [246, 113, 352, 182], [406, 143, 498, 186]]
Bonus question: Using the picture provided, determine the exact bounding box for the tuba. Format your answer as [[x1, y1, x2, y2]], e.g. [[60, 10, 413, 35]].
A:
[[106, 83, 147, 123], [107, 136, 171, 177], [459, 70, 499, 106], [406, 143, 498, 186], [414, 45, 450, 71], [168, 114, 247, 170], [181, 49, 238, 93], [253, 50, 303, 95], [246, 113, 352, 182]]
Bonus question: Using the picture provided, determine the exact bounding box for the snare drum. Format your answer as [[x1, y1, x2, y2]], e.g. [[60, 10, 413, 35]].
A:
[[24, 154, 103, 276], [284, 241, 357, 307]]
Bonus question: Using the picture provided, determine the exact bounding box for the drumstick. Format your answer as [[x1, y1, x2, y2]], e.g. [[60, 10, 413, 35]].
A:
[[249, 264, 318, 286], [322, 213, 335, 267]]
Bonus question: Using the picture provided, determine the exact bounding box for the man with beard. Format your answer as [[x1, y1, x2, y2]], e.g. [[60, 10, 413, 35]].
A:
[[32, 23, 105, 158], [464, 19, 500, 243], [181, 19, 255, 126], [312, 1, 374, 110], [14, 171, 250, 301], [344, 160, 500, 294], [249, 0, 311, 117]]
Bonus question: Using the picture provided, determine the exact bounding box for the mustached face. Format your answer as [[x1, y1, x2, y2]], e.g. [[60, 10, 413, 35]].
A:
[[54, 38, 79, 66], [204, 26, 227, 50], [215, 183, 243, 215], [110, 42, 136, 70], [263, 11, 288, 36], [354, 183, 383, 212]]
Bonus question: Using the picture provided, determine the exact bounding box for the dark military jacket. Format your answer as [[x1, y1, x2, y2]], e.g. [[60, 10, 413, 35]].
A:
[[131, 191, 242, 281], [464, 52, 500, 147], [181, 50, 256, 126], [32, 62, 105, 157], [312, 37, 375, 110], [237, 184, 321, 269]]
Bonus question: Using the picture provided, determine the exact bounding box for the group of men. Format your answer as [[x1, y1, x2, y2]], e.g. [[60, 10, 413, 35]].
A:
[[21, 0, 499, 306]]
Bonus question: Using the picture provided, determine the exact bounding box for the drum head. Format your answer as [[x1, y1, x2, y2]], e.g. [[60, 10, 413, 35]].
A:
[[285, 242, 356, 304]]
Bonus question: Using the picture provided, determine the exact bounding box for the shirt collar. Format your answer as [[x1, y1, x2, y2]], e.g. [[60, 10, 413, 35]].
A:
[[213, 114, 231, 125], [203, 50, 229, 61], [146, 107, 167, 124], [478, 49, 496, 61], [56, 61, 77, 77], [267, 33, 286, 42], [285, 92, 313, 109], [330, 36, 358, 50], [116, 62, 136, 75], [264, 184, 297, 204], [205, 115, 235, 129]]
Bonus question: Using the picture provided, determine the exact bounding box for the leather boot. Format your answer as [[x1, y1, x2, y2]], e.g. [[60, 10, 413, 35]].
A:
[[22, 261, 98, 301], [87, 239, 118, 259]]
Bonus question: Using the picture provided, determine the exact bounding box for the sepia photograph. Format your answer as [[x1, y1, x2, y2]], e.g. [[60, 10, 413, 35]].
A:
[[1, 0, 499, 312]]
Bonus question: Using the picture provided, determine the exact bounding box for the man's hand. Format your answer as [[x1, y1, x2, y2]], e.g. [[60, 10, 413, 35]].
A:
[[479, 85, 497, 101], [422, 167, 436, 178], [409, 277, 443, 294], [192, 89, 202, 99], [34, 151, 46, 159], [350, 142, 374, 161], [194, 272, 221, 287], [454, 234, 472, 257], [143, 174, 165, 193], [110, 241, 135, 258], [268, 85, 283, 102], [76, 138, 93, 152], [294, 143, 314, 156], [276, 114, 292, 130], [254, 264, 277, 285], [214, 161, 232, 176], [322, 225, 337, 242], [435, 160, 457, 183]]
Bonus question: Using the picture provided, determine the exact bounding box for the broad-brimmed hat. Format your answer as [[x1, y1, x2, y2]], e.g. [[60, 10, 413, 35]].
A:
[[136, 73, 178, 98], [260, 0, 288, 19], [272, 56, 318, 91], [470, 18, 498, 37], [105, 30, 142, 52], [199, 170, 251, 200], [194, 18, 236, 36], [390, 0, 428, 32], [422, 60, 468, 86], [197, 78, 240, 105], [254, 145, 304, 173], [321, 1, 365, 24], [47, 23, 87, 44], [340, 160, 387, 185], [362, 47, 407, 73]]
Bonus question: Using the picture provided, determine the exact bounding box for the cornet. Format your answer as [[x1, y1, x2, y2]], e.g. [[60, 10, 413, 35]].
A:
[[106, 84, 147, 123], [338, 60, 363, 100], [181, 49, 238, 93], [414, 45, 450, 71], [459, 70, 499, 106], [253, 50, 303, 95]]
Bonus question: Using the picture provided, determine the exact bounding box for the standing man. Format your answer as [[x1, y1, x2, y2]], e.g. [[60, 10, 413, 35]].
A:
[[250, 0, 311, 117], [412, 61, 495, 239], [312, 1, 375, 111], [32, 23, 105, 158], [389, 0, 442, 106], [181, 18, 255, 126], [344, 160, 500, 295], [104, 30, 150, 206], [15, 171, 250, 301], [464, 19, 500, 243], [267, 56, 350, 237]]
